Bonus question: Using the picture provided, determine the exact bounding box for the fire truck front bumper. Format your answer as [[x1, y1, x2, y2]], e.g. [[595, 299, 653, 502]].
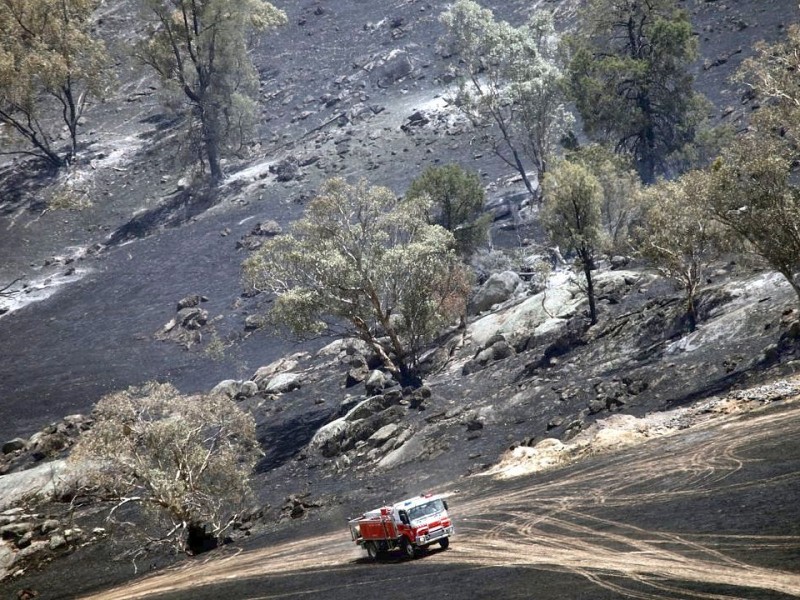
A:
[[416, 525, 454, 546]]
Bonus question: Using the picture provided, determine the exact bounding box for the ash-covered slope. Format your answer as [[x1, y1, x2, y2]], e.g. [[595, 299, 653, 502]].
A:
[[0, 0, 794, 440], [1, 1, 800, 596]]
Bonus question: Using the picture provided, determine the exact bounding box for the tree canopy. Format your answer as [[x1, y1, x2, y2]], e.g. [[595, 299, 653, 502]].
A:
[[567, 144, 642, 257], [636, 170, 727, 330], [737, 23, 800, 150], [568, 0, 705, 183], [0, 0, 111, 167], [705, 24, 800, 307], [405, 164, 490, 257], [71, 382, 259, 552], [138, 0, 286, 183], [441, 0, 572, 197], [243, 178, 470, 381], [542, 160, 605, 324]]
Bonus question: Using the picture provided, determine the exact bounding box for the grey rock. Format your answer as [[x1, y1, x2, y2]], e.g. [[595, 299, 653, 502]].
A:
[[177, 294, 206, 310], [177, 307, 208, 329], [41, 519, 60, 534], [483, 333, 507, 350], [270, 157, 300, 182], [244, 314, 266, 331], [16, 530, 33, 549], [264, 372, 303, 394], [0, 541, 14, 574], [401, 110, 429, 132], [1, 521, 34, 539], [339, 395, 362, 416], [251, 220, 282, 237], [465, 419, 484, 432], [48, 533, 67, 550], [490, 341, 515, 361], [252, 357, 301, 387], [211, 379, 241, 399], [310, 419, 352, 457], [563, 420, 584, 441], [368, 423, 400, 447], [345, 366, 369, 387], [237, 381, 259, 399], [28, 431, 68, 459], [374, 52, 413, 88], [471, 271, 523, 314], [610, 256, 630, 270], [485, 197, 511, 221], [346, 395, 389, 421], [364, 370, 387, 395], [476, 348, 494, 366], [588, 398, 607, 415], [2, 438, 26, 454], [349, 355, 367, 369], [383, 388, 403, 405]]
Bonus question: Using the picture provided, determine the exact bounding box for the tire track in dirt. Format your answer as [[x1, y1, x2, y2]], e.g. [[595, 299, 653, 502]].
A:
[[451, 404, 800, 598], [82, 401, 800, 600]]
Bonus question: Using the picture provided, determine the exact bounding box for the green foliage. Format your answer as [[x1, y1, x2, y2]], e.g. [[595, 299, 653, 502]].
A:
[[0, 0, 111, 167], [138, 0, 287, 183], [736, 23, 800, 150], [567, 144, 642, 256], [542, 160, 604, 324], [705, 25, 800, 306], [406, 164, 490, 256], [635, 171, 727, 330], [71, 382, 259, 549], [243, 178, 470, 377], [707, 134, 800, 303], [440, 0, 572, 197], [568, 0, 705, 183]]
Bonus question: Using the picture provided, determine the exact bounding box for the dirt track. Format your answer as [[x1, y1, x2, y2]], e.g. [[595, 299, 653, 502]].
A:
[[80, 399, 800, 600]]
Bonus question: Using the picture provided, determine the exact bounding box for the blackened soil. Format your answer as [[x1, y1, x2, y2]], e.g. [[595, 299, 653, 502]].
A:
[[1, 1, 799, 598], [19, 398, 796, 600]]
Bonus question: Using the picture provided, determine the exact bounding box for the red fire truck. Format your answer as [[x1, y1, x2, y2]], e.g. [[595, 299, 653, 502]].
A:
[[348, 493, 454, 559]]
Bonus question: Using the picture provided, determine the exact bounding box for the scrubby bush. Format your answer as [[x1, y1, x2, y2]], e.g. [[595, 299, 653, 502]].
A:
[[71, 382, 259, 553]]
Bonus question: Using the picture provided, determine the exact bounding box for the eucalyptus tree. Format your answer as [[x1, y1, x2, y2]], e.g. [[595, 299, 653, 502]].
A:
[[0, 0, 111, 167], [441, 0, 572, 198], [542, 160, 605, 324], [568, 144, 642, 257], [243, 178, 471, 381], [138, 0, 286, 183], [636, 171, 727, 331], [706, 24, 800, 307], [405, 164, 490, 257], [72, 382, 259, 553]]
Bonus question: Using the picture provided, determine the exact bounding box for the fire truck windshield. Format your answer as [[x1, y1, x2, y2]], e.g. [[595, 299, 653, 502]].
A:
[[408, 499, 445, 522]]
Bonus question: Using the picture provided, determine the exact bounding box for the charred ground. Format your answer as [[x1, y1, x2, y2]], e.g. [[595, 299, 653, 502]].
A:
[[1, 0, 799, 598]]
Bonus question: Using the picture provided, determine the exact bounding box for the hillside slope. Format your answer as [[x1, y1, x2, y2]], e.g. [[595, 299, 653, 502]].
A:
[[0, 0, 799, 597]]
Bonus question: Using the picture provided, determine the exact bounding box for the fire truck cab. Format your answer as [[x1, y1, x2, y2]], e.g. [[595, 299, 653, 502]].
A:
[[348, 493, 454, 560]]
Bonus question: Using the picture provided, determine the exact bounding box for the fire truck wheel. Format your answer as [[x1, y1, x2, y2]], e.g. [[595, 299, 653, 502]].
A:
[[439, 537, 450, 550], [366, 542, 379, 560], [401, 538, 416, 560]]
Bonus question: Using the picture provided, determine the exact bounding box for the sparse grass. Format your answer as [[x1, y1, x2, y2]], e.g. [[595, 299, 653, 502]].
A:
[[204, 332, 227, 361], [48, 185, 93, 211]]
